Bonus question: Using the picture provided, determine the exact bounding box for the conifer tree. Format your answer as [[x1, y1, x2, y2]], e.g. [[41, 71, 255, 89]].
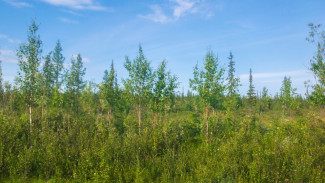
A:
[[43, 52, 55, 97], [227, 51, 240, 97], [37, 52, 55, 120], [100, 61, 118, 126], [52, 40, 65, 89], [16, 19, 42, 133], [247, 68, 256, 108], [123, 45, 153, 134], [66, 54, 86, 115], [224, 52, 240, 127]]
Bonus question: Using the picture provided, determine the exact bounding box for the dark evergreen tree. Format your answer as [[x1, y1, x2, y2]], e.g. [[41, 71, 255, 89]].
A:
[[247, 68, 256, 108], [100, 61, 118, 127], [226, 51, 240, 97], [43, 52, 55, 97], [66, 54, 86, 115], [52, 40, 65, 89]]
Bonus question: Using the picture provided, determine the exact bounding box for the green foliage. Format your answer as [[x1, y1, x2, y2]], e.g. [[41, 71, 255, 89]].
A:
[[152, 60, 178, 115], [190, 50, 225, 110], [0, 60, 4, 108], [247, 68, 256, 107], [65, 54, 86, 114], [52, 40, 65, 88], [42, 53, 55, 97], [307, 23, 325, 105], [259, 87, 272, 112], [123, 45, 154, 133], [226, 51, 240, 97], [0, 20, 324, 182], [16, 19, 42, 132], [99, 61, 119, 127], [280, 76, 297, 111], [124, 45, 153, 99]]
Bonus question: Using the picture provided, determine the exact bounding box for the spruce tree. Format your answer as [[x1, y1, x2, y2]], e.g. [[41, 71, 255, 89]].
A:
[[100, 61, 118, 127], [43, 52, 55, 97], [52, 40, 65, 89], [66, 54, 86, 115], [227, 51, 240, 97], [247, 68, 256, 108]]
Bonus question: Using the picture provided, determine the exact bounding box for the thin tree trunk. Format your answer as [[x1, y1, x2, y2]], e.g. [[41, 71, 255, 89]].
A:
[[154, 111, 158, 129], [29, 105, 32, 133], [2, 90, 4, 109], [76, 98, 79, 114], [138, 96, 141, 135], [41, 103, 44, 120], [107, 106, 112, 128], [206, 105, 209, 140], [29, 89, 33, 134], [67, 108, 70, 134]]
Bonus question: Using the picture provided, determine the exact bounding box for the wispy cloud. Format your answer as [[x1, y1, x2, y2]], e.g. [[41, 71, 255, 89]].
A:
[[140, 0, 220, 23], [0, 34, 21, 44], [2, 0, 32, 8], [139, 5, 170, 23], [0, 49, 18, 63], [59, 17, 78, 24], [61, 9, 83, 16], [39, 0, 110, 11], [172, 0, 197, 19]]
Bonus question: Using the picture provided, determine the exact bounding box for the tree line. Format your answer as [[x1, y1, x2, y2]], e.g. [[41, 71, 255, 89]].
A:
[[2, 20, 323, 134], [0, 20, 324, 182]]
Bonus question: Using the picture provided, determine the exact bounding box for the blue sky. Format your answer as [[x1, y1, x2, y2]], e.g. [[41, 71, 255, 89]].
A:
[[0, 0, 324, 96]]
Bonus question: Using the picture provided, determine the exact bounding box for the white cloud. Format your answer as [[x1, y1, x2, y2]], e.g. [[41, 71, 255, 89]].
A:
[[61, 9, 83, 16], [39, 0, 110, 11], [139, 5, 170, 23], [0, 34, 21, 44], [0, 49, 18, 63], [172, 0, 196, 19], [59, 17, 78, 24], [2, 0, 32, 8], [140, 0, 219, 23]]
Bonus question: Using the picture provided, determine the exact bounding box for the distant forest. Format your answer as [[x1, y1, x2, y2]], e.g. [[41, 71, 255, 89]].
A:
[[0, 20, 324, 182]]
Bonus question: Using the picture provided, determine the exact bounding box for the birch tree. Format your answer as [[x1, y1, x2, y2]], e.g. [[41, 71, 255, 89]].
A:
[[16, 19, 42, 133], [123, 45, 153, 134], [190, 50, 225, 138]]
